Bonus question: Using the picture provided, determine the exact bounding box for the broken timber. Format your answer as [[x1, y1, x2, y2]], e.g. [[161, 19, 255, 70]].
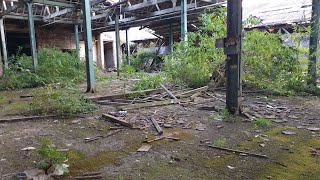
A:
[[85, 129, 123, 143], [150, 117, 163, 135], [89, 88, 164, 101], [176, 86, 208, 98], [202, 144, 268, 159], [118, 99, 189, 111], [160, 84, 177, 99], [0, 115, 58, 123], [102, 113, 132, 128]]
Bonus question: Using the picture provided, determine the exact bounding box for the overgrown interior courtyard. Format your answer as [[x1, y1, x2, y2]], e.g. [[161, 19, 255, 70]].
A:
[[1, 0, 320, 179]]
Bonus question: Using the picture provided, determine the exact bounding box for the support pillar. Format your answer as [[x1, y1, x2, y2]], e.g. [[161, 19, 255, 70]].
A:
[[115, 14, 120, 77], [125, 29, 130, 65], [27, 2, 37, 70], [0, 19, 8, 69], [225, 0, 242, 114], [0, 47, 2, 77], [169, 22, 173, 53], [74, 24, 80, 60], [180, 0, 187, 42], [82, 0, 95, 92], [308, 0, 320, 85]]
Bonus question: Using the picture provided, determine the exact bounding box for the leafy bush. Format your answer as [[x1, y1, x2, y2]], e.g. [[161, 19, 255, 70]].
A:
[[30, 85, 96, 116], [132, 73, 164, 91], [0, 48, 86, 90], [165, 9, 226, 88]]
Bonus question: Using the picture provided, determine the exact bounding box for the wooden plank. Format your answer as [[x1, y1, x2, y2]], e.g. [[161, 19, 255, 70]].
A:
[[101, 113, 132, 127], [118, 99, 188, 111], [0, 115, 57, 123], [150, 117, 163, 134], [89, 88, 164, 102]]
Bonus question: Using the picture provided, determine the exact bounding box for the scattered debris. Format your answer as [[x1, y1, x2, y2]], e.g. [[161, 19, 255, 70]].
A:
[[216, 125, 224, 129], [260, 143, 266, 148], [102, 113, 132, 128], [108, 111, 128, 117], [163, 124, 173, 128], [23, 169, 48, 180], [150, 117, 163, 135], [145, 136, 166, 143], [307, 127, 320, 132], [311, 148, 320, 156], [70, 119, 81, 124], [137, 144, 152, 152], [74, 171, 104, 180], [118, 99, 187, 111], [282, 130, 297, 135], [196, 123, 206, 131], [21, 147, 36, 151], [227, 165, 235, 170], [201, 144, 268, 159], [183, 122, 193, 129]]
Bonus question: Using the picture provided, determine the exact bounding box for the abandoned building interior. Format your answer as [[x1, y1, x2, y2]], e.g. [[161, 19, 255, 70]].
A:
[[1, 0, 320, 179]]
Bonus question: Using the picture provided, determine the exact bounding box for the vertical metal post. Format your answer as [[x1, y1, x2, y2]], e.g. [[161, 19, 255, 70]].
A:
[[169, 22, 174, 52], [115, 14, 120, 77], [181, 0, 187, 42], [82, 0, 95, 92], [0, 19, 8, 69], [74, 24, 80, 59], [308, 0, 320, 85], [0, 47, 2, 77], [125, 29, 130, 65], [226, 0, 242, 114], [27, 2, 37, 70]]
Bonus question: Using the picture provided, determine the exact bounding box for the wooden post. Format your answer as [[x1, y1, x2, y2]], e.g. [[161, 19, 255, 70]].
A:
[[82, 0, 96, 92], [115, 14, 120, 77], [308, 0, 320, 85], [0, 19, 8, 69], [27, 1, 37, 70], [226, 0, 242, 114]]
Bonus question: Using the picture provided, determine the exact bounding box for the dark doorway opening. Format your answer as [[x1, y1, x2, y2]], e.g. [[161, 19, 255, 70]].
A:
[[104, 41, 114, 69], [6, 32, 31, 56]]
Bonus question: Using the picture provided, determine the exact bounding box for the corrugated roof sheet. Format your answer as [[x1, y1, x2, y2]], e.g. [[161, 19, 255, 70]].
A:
[[244, 0, 312, 27]]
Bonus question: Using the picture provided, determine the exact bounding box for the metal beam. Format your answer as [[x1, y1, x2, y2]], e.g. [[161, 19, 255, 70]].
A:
[[31, 0, 76, 8], [43, 8, 74, 21], [27, 2, 37, 70], [0, 3, 22, 18], [0, 18, 8, 69], [91, 10, 110, 20], [74, 24, 80, 59], [115, 14, 120, 77], [308, 0, 320, 85], [225, 0, 242, 114], [82, 0, 95, 92], [181, 0, 187, 42], [125, 29, 130, 65], [123, 0, 171, 12]]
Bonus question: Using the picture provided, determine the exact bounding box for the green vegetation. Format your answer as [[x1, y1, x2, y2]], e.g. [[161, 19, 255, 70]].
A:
[[130, 45, 163, 72], [165, 9, 226, 88], [0, 48, 85, 90], [132, 73, 164, 91], [213, 138, 227, 146], [37, 138, 68, 172], [254, 118, 271, 128], [29, 85, 95, 116]]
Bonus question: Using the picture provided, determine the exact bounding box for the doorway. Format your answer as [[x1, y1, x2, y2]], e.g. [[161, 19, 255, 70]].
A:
[[103, 41, 114, 69]]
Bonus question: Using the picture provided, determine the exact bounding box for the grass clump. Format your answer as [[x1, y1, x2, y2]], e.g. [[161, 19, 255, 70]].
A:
[[0, 48, 85, 90], [37, 138, 68, 173], [30, 85, 95, 116], [254, 118, 271, 128]]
